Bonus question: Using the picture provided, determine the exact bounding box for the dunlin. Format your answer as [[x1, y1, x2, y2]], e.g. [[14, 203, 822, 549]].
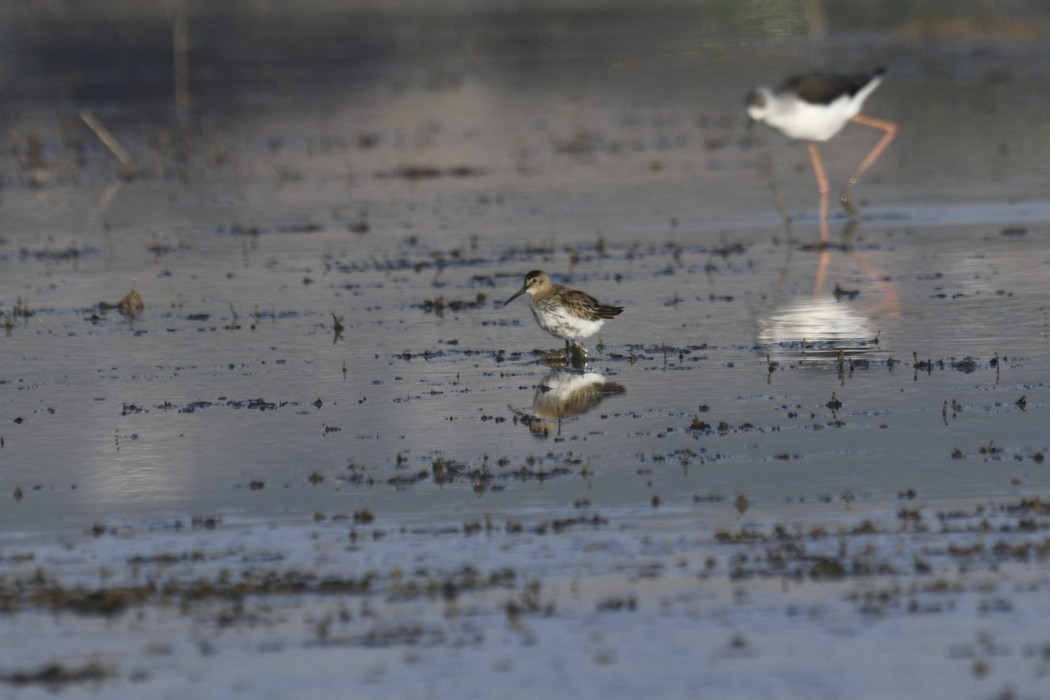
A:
[[504, 270, 623, 364]]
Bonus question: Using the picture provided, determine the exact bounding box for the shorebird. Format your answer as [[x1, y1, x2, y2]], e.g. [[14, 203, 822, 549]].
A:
[[746, 67, 897, 239], [504, 270, 623, 365]]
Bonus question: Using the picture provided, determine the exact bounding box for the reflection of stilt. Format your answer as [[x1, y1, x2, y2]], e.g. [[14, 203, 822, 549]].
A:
[[848, 244, 901, 317], [811, 219, 853, 296], [758, 294, 879, 361], [760, 218, 902, 363], [806, 221, 898, 316], [813, 245, 830, 296], [809, 219, 899, 317]]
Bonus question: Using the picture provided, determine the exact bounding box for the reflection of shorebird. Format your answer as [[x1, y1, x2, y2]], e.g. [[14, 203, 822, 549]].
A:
[[504, 270, 623, 367], [515, 370, 625, 436], [746, 67, 896, 241]]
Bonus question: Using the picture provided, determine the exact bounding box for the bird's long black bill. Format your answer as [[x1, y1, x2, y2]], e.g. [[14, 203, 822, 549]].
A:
[[503, 287, 526, 306]]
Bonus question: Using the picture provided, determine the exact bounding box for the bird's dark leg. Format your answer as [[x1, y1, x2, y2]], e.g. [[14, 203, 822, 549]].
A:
[[840, 114, 897, 216], [565, 341, 588, 370]]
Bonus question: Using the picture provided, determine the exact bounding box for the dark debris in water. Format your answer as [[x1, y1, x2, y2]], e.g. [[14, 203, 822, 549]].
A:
[[6, 496, 1047, 643], [710, 496, 1050, 583], [0, 567, 377, 618], [0, 662, 112, 689], [419, 294, 488, 317], [374, 165, 486, 180], [276, 221, 324, 234], [911, 352, 1005, 376], [15, 246, 98, 262], [150, 398, 300, 414], [949, 442, 1045, 464], [688, 419, 760, 436], [390, 347, 505, 363], [833, 283, 860, 301], [98, 287, 145, 318], [340, 452, 582, 494]]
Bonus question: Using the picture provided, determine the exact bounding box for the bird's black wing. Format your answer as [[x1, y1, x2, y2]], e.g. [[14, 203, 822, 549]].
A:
[[783, 67, 886, 105]]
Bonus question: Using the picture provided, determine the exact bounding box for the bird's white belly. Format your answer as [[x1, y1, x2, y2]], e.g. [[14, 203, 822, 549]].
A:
[[769, 96, 861, 141], [533, 307, 604, 341]]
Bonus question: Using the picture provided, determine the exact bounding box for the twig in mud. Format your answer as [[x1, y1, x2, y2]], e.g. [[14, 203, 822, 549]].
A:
[[80, 109, 134, 176], [86, 182, 122, 233]]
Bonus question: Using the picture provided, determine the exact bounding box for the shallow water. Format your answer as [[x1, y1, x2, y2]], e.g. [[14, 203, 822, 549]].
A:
[[2, 1, 1050, 696]]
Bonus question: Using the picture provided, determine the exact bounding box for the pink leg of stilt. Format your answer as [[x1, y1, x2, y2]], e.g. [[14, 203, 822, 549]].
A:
[[840, 114, 897, 215], [813, 246, 830, 296], [807, 141, 830, 243], [850, 251, 902, 318]]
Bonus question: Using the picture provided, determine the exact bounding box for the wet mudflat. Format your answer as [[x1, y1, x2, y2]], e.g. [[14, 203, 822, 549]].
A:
[[2, 1, 1050, 697]]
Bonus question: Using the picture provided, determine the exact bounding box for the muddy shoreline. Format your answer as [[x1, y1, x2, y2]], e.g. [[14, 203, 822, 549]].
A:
[[3, 2, 1050, 697]]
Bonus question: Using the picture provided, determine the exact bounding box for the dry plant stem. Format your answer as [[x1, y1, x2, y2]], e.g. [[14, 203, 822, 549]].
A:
[[173, 2, 192, 119], [80, 109, 134, 171]]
